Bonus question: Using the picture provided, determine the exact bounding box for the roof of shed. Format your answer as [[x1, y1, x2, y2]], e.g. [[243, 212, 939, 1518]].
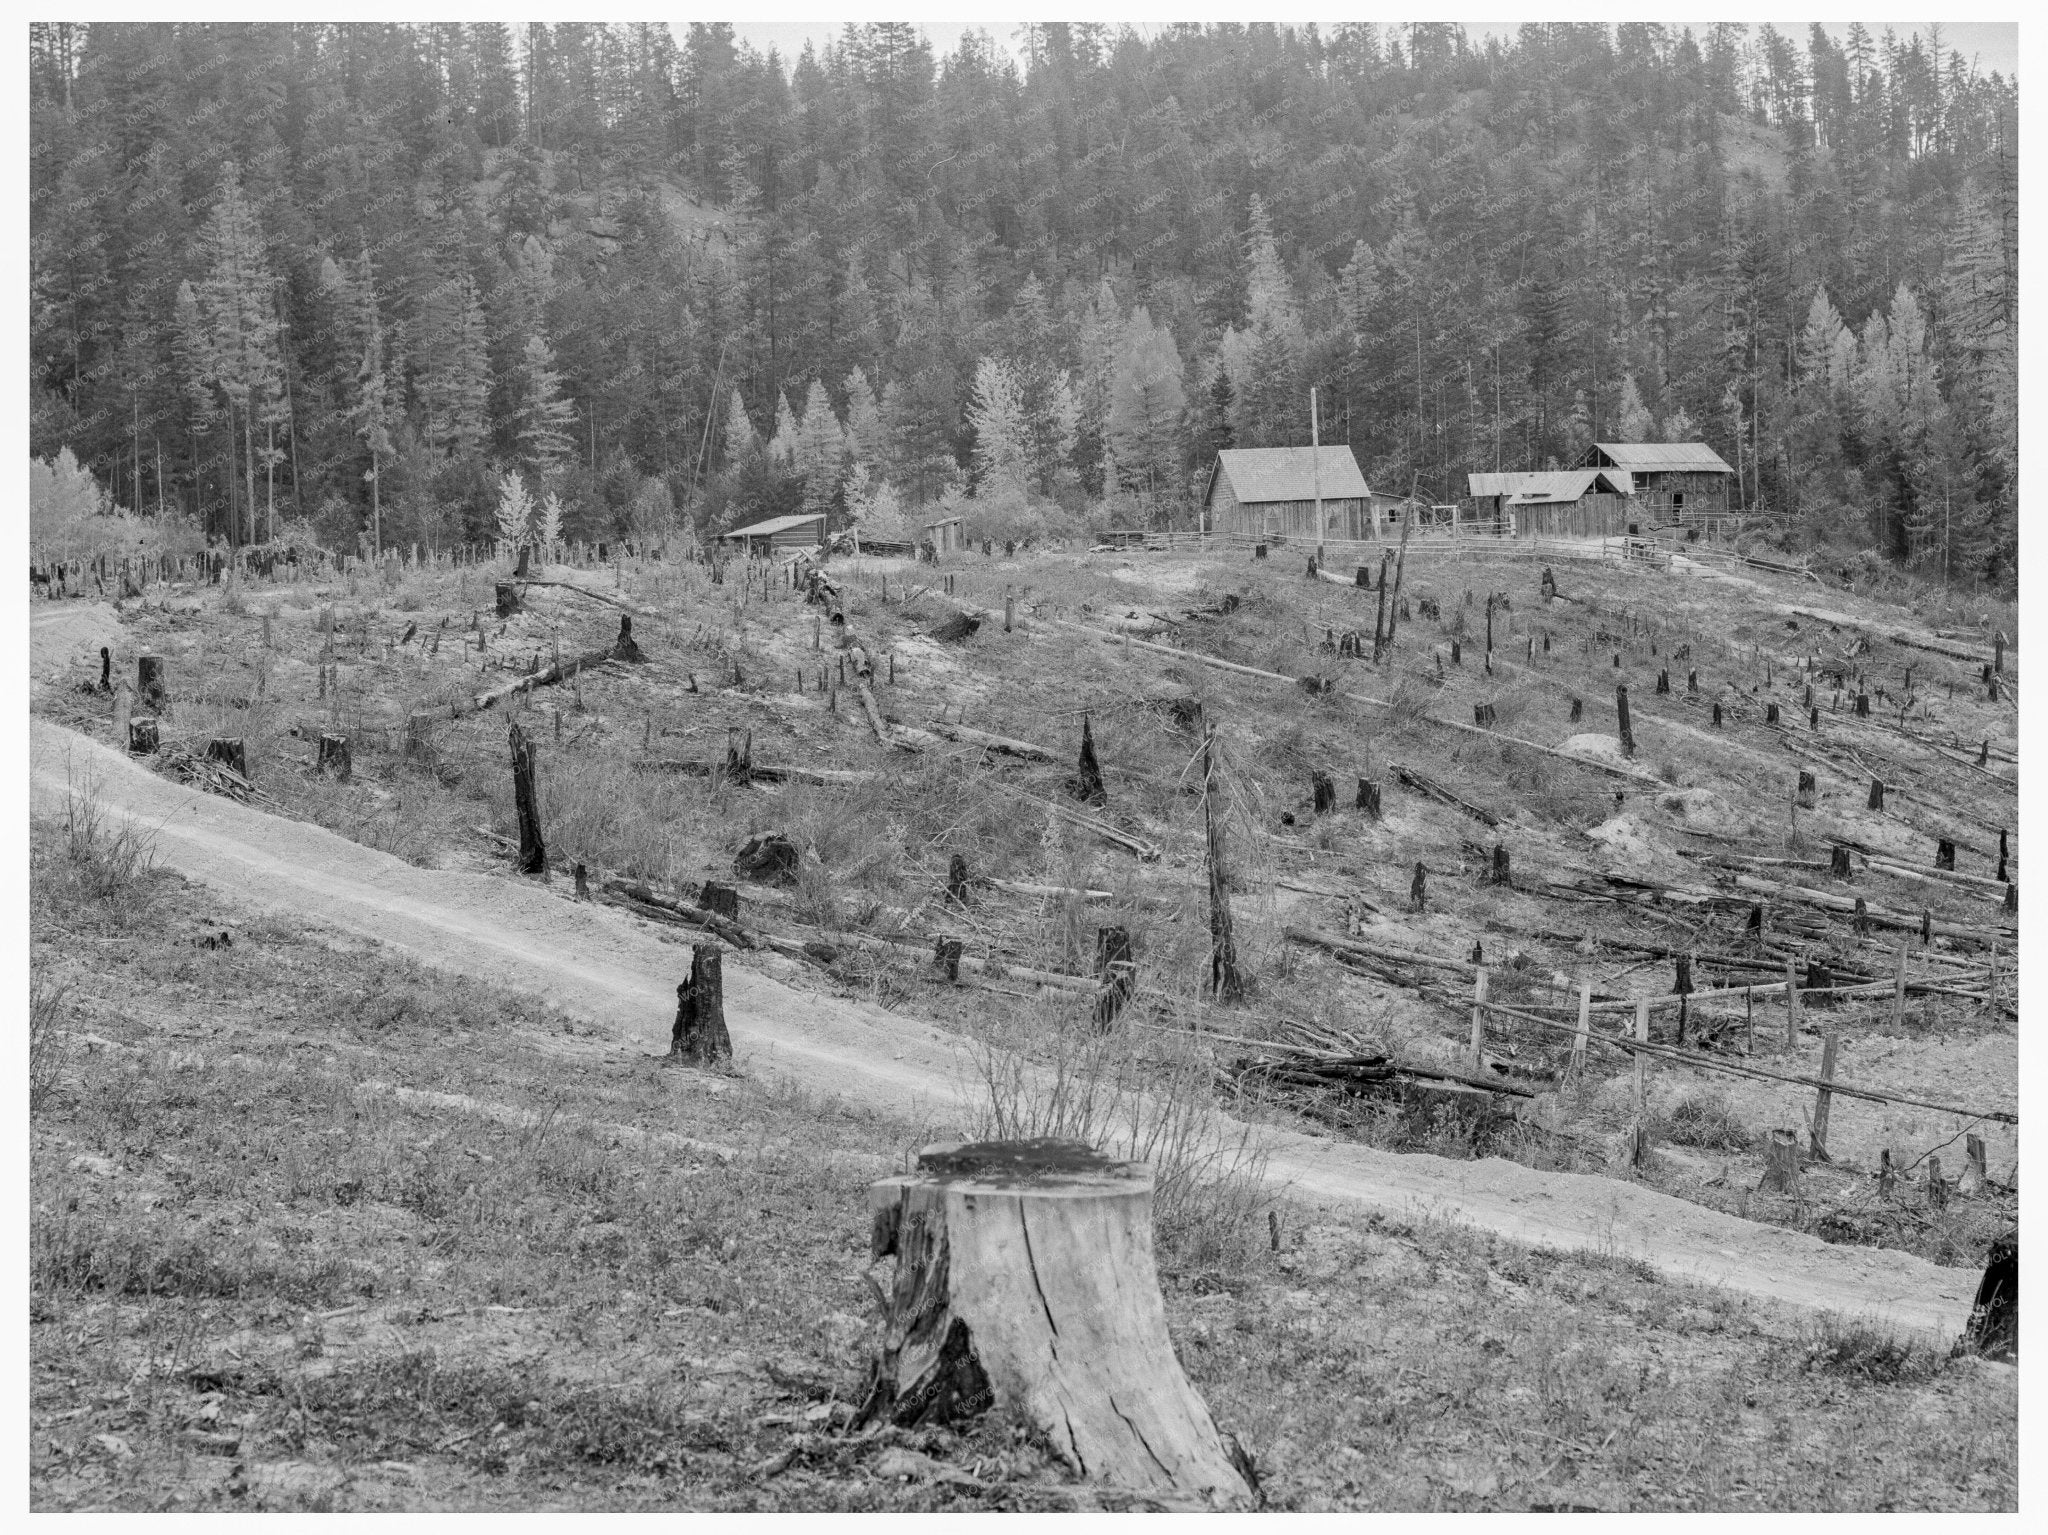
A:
[[721, 513, 827, 538], [1467, 469, 1632, 503], [1589, 442, 1735, 474], [1212, 446, 1369, 503]]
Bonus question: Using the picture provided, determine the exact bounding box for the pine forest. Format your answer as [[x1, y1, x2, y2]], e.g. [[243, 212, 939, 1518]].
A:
[[27, 22, 2019, 589]]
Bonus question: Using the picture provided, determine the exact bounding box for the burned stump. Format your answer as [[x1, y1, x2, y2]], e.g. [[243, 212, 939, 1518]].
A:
[[1068, 712, 1107, 805], [734, 833, 799, 885], [860, 1140, 1253, 1507], [1956, 1230, 2016, 1363], [137, 653, 167, 715], [496, 580, 521, 619], [668, 944, 732, 1066], [1093, 926, 1136, 1029], [509, 722, 545, 876], [317, 733, 352, 781], [699, 881, 741, 922], [206, 738, 249, 780], [128, 716, 159, 755]]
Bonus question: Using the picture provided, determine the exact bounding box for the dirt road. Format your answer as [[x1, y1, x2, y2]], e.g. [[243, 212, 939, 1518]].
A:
[[30, 715, 1981, 1341]]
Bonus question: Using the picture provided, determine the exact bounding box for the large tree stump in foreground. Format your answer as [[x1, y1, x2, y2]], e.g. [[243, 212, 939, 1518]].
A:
[[861, 1140, 1254, 1507]]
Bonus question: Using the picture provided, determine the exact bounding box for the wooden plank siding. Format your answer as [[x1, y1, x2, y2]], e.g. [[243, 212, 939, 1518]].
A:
[[1506, 494, 1634, 540], [1210, 496, 1370, 540], [1632, 470, 1731, 515]]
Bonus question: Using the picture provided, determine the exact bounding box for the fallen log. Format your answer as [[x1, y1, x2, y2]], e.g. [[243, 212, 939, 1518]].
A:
[[926, 720, 1057, 762], [1030, 795, 1162, 861], [1729, 872, 2013, 946], [517, 576, 661, 619], [1390, 763, 1501, 827], [601, 879, 756, 949], [629, 758, 877, 787]]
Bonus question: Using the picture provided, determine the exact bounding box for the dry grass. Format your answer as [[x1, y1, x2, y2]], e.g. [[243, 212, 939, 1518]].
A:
[[26, 810, 2017, 1512]]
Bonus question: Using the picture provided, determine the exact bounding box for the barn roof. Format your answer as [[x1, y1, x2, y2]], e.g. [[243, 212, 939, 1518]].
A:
[[1212, 447, 1369, 504], [1467, 469, 1632, 503], [721, 513, 827, 538], [1588, 442, 1735, 474]]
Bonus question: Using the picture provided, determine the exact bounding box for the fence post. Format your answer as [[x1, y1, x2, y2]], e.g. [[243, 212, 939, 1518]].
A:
[[1469, 967, 1489, 1071], [1784, 957, 1800, 1048], [1634, 997, 1650, 1118], [1893, 940, 1908, 1028], [1572, 978, 1591, 1074], [1810, 1030, 1839, 1162]]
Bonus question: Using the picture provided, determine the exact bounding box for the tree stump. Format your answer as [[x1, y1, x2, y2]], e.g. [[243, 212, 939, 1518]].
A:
[[932, 937, 964, 984], [1809, 706, 1820, 730], [128, 716, 159, 755], [1997, 829, 2009, 882], [1615, 684, 1635, 758], [137, 653, 167, 714], [509, 722, 545, 876], [1758, 1128, 1801, 1193], [860, 1140, 1254, 1507], [1765, 702, 1781, 725], [1069, 712, 1107, 805], [1927, 1156, 1949, 1209], [1356, 778, 1381, 819], [1450, 638, 1461, 666], [1867, 778, 1886, 812], [668, 944, 731, 1065], [1797, 771, 1817, 810], [946, 854, 972, 907], [1855, 692, 1870, 717], [1355, 564, 1370, 588], [1830, 845, 1851, 879], [514, 545, 532, 578], [1410, 860, 1427, 912], [96, 646, 112, 694], [699, 881, 741, 922], [1712, 701, 1723, 728], [613, 615, 644, 663], [1253, 543, 1267, 560], [1490, 844, 1511, 887], [1879, 1149, 1896, 1200], [1201, 727, 1244, 1002], [1687, 669, 1698, 694], [734, 833, 799, 885], [1852, 896, 1870, 936], [206, 738, 248, 779], [1093, 926, 1136, 1029], [1311, 771, 1335, 814], [1568, 697, 1582, 724], [1956, 1230, 2016, 1362], [1473, 702, 1496, 728], [495, 580, 521, 618], [1959, 1133, 1989, 1199], [1655, 669, 1670, 695]]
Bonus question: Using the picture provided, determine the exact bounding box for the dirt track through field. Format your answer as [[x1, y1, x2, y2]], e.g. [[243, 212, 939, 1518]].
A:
[[30, 715, 1981, 1342]]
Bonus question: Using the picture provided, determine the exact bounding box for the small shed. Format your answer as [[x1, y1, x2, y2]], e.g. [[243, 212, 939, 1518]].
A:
[[719, 513, 826, 556], [923, 516, 965, 556], [1579, 443, 1735, 519], [1203, 447, 1372, 541], [1466, 469, 1634, 539]]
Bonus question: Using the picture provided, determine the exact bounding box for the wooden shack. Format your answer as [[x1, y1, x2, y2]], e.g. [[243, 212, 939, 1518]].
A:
[[1579, 443, 1736, 519], [1466, 469, 1634, 539], [1202, 447, 1372, 540], [718, 513, 827, 556], [923, 516, 965, 555]]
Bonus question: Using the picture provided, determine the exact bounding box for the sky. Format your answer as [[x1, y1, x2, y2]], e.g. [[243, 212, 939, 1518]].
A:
[[728, 20, 2020, 80]]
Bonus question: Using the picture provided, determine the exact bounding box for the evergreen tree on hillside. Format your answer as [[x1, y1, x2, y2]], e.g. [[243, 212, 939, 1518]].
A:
[[192, 162, 283, 543], [516, 330, 577, 485]]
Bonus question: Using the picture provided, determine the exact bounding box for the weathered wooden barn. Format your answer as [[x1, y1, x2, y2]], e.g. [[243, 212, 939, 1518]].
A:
[[1203, 447, 1372, 540], [1466, 469, 1634, 539], [719, 513, 826, 556], [1579, 442, 1736, 519]]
